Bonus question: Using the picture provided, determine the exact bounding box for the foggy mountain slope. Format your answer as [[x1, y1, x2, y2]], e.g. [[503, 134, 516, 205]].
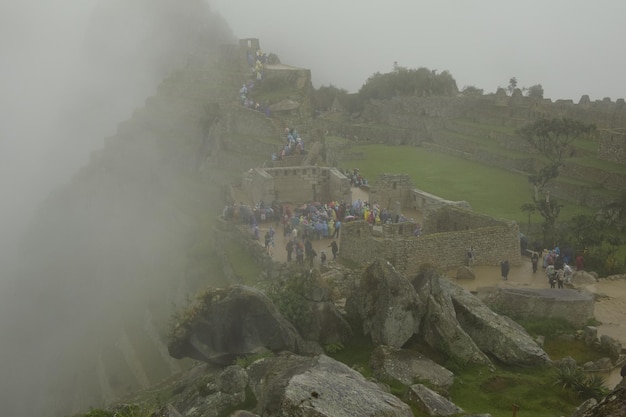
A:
[[37, 0, 235, 207], [9, 65, 246, 416], [0, 2, 245, 416]]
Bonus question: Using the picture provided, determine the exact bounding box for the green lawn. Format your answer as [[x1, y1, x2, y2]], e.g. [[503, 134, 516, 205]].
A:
[[340, 144, 593, 225]]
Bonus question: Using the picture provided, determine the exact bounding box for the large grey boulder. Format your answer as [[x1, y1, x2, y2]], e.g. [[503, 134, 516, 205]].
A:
[[571, 398, 598, 417], [346, 259, 423, 348], [455, 266, 475, 280], [296, 270, 353, 345], [441, 279, 551, 366], [168, 363, 249, 417], [370, 345, 454, 389], [168, 285, 304, 365], [407, 384, 463, 416], [247, 353, 413, 417], [600, 334, 622, 359], [412, 271, 492, 368]]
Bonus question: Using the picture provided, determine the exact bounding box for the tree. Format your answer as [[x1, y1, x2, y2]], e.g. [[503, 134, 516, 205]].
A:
[[312, 84, 348, 111], [507, 77, 518, 95], [527, 84, 544, 99], [461, 85, 484, 96], [358, 66, 459, 100], [599, 190, 626, 231], [516, 117, 596, 244]]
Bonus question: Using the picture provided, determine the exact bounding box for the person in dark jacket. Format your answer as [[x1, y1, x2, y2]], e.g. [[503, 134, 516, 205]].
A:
[[501, 260, 510, 280], [329, 241, 339, 259]]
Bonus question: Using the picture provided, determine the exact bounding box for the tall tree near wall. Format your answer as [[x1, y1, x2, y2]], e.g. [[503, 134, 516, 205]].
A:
[[516, 117, 596, 244]]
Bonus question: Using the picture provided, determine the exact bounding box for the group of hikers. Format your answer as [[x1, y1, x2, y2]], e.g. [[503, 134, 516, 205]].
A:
[[246, 48, 268, 81], [344, 168, 368, 188], [272, 127, 307, 161], [467, 244, 584, 288], [284, 236, 339, 267], [536, 246, 582, 289], [238, 81, 271, 116]]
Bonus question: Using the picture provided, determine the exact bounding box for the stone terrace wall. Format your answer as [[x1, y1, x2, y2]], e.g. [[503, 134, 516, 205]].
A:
[[340, 221, 521, 275], [241, 166, 351, 205], [598, 129, 626, 165], [410, 189, 472, 219], [423, 205, 513, 235]]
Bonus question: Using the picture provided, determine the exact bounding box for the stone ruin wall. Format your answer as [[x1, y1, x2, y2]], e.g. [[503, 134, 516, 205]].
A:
[[241, 166, 351, 205], [598, 129, 626, 165], [422, 205, 514, 235], [368, 174, 415, 211], [340, 220, 520, 276], [410, 189, 472, 223], [485, 288, 595, 328]]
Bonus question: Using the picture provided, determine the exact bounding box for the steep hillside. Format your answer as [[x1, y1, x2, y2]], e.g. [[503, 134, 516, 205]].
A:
[[4, 47, 273, 417]]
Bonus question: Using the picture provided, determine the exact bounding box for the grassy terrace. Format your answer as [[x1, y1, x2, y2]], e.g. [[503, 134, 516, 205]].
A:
[[340, 144, 594, 225]]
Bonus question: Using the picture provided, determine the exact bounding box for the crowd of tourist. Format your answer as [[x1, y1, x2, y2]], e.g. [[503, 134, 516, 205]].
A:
[[238, 82, 271, 116], [272, 127, 307, 161], [536, 246, 582, 288], [344, 168, 368, 188], [222, 192, 418, 265]]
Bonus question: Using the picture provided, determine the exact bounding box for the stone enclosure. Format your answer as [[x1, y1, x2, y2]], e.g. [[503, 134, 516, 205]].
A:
[[340, 174, 521, 274], [240, 165, 351, 205]]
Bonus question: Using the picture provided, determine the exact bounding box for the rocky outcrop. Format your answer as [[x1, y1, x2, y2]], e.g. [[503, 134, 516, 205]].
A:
[[247, 353, 413, 417], [369, 345, 454, 389], [441, 280, 551, 366], [152, 362, 250, 417], [168, 285, 304, 365], [346, 259, 423, 347], [296, 269, 353, 345], [456, 266, 475, 280], [406, 384, 464, 416], [346, 261, 549, 368], [413, 271, 492, 367], [578, 388, 626, 417]]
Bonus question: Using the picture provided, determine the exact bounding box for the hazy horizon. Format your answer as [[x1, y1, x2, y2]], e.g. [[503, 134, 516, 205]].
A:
[[211, 0, 626, 101]]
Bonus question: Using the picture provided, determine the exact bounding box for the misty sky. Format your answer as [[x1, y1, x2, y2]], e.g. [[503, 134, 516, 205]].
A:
[[211, 0, 626, 101]]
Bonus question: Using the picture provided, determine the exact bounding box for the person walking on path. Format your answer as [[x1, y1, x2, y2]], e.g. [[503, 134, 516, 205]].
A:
[[531, 252, 539, 273], [500, 260, 510, 280], [466, 246, 475, 267], [331, 220, 341, 238], [329, 241, 339, 260], [286, 239, 294, 262]]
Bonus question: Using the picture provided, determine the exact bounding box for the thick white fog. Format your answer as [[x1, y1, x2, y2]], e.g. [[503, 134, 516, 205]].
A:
[[1, 0, 624, 415], [211, 0, 626, 101], [0, 1, 233, 415]]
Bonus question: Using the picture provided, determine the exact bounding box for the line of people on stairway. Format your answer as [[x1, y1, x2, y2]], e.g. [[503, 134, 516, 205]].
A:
[[273, 127, 306, 161], [238, 81, 271, 116]]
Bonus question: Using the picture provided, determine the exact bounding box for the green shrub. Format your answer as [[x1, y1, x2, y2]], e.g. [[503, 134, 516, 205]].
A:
[[554, 365, 609, 401], [324, 342, 345, 354], [266, 274, 312, 332]]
